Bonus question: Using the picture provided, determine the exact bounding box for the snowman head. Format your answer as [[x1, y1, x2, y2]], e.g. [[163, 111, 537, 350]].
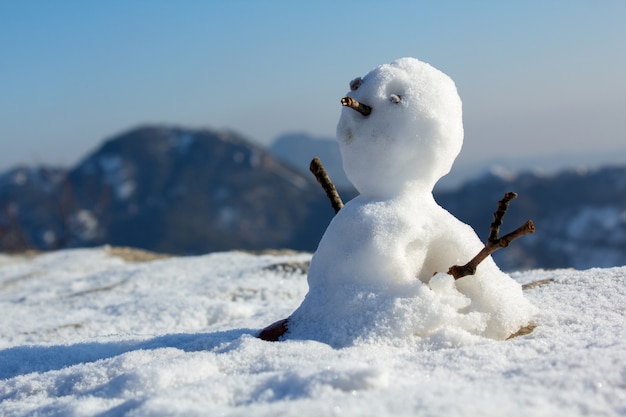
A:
[[336, 57, 463, 198]]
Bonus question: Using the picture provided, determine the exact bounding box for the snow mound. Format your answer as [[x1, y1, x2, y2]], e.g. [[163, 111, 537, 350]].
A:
[[286, 58, 534, 346], [1, 248, 625, 416]]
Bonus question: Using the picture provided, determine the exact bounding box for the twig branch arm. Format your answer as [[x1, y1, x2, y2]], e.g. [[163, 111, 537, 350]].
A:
[[310, 157, 344, 213], [448, 192, 535, 280], [448, 220, 535, 279], [489, 192, 517, 243], [257, 157, 343, 342]]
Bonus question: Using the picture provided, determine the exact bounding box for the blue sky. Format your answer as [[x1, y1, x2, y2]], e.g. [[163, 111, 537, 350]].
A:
[[1, 1, 625, 172]]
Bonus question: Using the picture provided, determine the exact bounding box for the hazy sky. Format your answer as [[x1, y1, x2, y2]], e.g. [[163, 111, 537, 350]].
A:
[[2, 1, 625, 172]]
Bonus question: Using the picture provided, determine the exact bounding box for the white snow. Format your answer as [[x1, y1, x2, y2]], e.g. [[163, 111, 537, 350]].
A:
[[545, 206, 626, 268], [99, 155, 136, 200], [69, 210, 100, 241], [0, 248, 624, 416], [567, 207, 626, 242]]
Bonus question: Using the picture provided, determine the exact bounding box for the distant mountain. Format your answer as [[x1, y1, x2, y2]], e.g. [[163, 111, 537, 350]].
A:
[[439, 148, 626, 190], [0, 126, 334, 254], [1, 125, 625, 271], [436, 165, 626, 270], [269, 133, 354, 190], [0, 166, 67, 251], [269, 132, 626, 193]]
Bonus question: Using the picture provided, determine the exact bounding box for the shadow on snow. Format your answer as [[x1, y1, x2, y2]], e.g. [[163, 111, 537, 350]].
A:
[[0, 328, 255, 380]]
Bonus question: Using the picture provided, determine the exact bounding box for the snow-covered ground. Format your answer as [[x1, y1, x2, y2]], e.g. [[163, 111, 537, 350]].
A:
[[0, 248, 624, 416]]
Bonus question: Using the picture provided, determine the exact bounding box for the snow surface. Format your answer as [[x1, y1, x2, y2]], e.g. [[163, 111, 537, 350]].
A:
[[0, 248, 625, 416]]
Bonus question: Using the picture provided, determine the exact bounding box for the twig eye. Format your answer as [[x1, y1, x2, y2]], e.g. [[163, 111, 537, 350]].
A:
[[390, 94, 401, 103], [349, 77, 362, 91]]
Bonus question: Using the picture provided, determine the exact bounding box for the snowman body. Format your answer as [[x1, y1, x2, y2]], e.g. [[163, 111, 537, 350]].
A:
[[286, 58, 534, 346]]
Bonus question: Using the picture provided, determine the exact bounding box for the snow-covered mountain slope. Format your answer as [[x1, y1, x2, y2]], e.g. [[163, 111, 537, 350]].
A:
[[1, 125, 624, 271], [0, 248, 624, 416], [437, 165, 626, 270], [0, 126, 334, 254]]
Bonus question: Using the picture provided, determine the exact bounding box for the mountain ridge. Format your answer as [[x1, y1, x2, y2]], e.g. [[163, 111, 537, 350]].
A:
[[0, 125, 335, 254], [1, 124, 625, 270]]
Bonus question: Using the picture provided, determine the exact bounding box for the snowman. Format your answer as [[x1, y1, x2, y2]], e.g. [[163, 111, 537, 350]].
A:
[[261, 57, 535, 347]]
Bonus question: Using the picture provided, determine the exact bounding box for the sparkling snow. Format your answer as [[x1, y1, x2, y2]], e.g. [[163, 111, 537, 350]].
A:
[[0, 248, 624, 416]]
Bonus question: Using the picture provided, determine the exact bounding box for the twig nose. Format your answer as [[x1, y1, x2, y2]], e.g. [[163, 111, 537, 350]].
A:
[[341, 97, 372, 116]]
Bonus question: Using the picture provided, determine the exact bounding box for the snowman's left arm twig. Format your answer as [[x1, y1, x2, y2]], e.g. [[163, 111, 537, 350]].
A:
[[448, 192, 535, 280]]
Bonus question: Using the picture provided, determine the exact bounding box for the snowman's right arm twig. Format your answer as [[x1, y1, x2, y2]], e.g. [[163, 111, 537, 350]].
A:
[[448, 192, 535, 280], [310, 157, 344, 213], [258, 157, 342, 343]]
